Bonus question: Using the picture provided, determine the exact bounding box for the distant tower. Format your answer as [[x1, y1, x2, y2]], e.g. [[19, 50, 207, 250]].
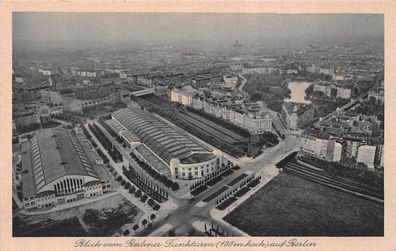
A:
[[234, 40, 242, 48]]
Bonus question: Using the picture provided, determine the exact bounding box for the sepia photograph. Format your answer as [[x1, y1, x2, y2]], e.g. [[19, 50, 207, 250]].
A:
[[10, 12, 385, 239]]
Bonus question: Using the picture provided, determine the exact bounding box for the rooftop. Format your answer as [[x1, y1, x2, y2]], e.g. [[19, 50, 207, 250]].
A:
[[21, 129, 100, 198], [135, 145, 170, 175], [283, 102, 314, 116], [112, 108, 214, 165], [120, 130, 141, 143], [105, 119, 127, 133], [179, 153, 216, 165]]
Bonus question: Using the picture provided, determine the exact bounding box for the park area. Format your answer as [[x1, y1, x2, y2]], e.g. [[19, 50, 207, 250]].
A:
[[224, 173, 383, 236], [13, 194, 144, 237]]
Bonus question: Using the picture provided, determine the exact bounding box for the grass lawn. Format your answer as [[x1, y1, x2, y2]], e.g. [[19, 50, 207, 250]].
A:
[[224, 173, 383, 236]]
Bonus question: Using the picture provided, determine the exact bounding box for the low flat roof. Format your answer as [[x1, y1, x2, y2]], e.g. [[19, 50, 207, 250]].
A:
[[135, 144, 170, 175], [76, 134, 110, 182], [120, 130, 140, 143], [105, 119, 126, 133]]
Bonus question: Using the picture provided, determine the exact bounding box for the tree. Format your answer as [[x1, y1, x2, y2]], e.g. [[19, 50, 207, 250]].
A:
[[168, 229, 176, 236], [171, 182, 180, 191], [132, 224, 139, 231], [250, 92, 262, 102], [305, 84, 314, 97], [135, 190, 142, 198], [187, 229, 196, 236], [148, 198, 155, 207], [150, 214, 156, 220], [123, 229, 130, 236], [142, 219, 147, 225], [153, 203, 160, 211], [140, 194, 148, 203], [129, 186, 136, 194]]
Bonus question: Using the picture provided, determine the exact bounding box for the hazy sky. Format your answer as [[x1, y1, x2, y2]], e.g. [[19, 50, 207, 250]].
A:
[[13, 13, 383, 51]]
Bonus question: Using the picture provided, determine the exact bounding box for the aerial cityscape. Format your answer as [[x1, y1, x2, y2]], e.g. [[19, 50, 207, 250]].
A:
[[12, 13, 384, 237]]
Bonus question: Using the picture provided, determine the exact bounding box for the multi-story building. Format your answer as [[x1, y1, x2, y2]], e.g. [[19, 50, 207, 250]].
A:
[[336, 87, 352, 99], [375, 144, 384, 168], [229, 64, 243, 72], [300, 128, 336, 161], [62, 97, 83, 112], [171, 85, 272, 135], [242, 66, 278, 75], [76, 69, 97, 78], [313, 82, 351, 99], [170, 86, 201, 106], [222, 75, 238, 89], [38, 68, 52, 76], [191, 97, 272, 134], [368, 84, 384, 103], [282, 102, 315, 130], [137, 77, 153, 87], [314, 135, 335, 161], [62, 90, 120, 113], [40, 90, 63, 106], [342, 136, 363, 160], [333, 141, 343, 162], [357, 145, 377, 169], [306, 64, 319, 73], [300, 132, 316, 156], [313, 82, 332, 96]]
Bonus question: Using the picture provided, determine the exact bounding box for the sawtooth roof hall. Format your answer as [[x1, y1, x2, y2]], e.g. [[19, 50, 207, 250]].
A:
[[112, 108, 216, 165]]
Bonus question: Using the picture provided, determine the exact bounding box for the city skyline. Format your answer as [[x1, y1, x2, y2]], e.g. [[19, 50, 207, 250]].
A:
[[11, 12, 384, 239], [13, 13, 384, 51]]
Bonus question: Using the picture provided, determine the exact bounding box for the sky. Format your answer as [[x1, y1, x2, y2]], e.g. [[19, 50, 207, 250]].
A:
[[13, 13, 384, 51]]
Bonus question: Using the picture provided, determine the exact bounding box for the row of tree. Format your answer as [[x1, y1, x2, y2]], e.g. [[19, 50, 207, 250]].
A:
[[127, 213, 157, 236], [99, 119, 129, 148], [258, 132, 279, 146], [52, 111, 86, 124], [101, 119, 119, 139], [96, 148, 109, 164], [15, 122, 40, 134], [88, 123, 123, 163], [122, 165, 168, 203], [82, 125, 109, 163], [129, 152, 180, 191], [116, 174, 161, 211]]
